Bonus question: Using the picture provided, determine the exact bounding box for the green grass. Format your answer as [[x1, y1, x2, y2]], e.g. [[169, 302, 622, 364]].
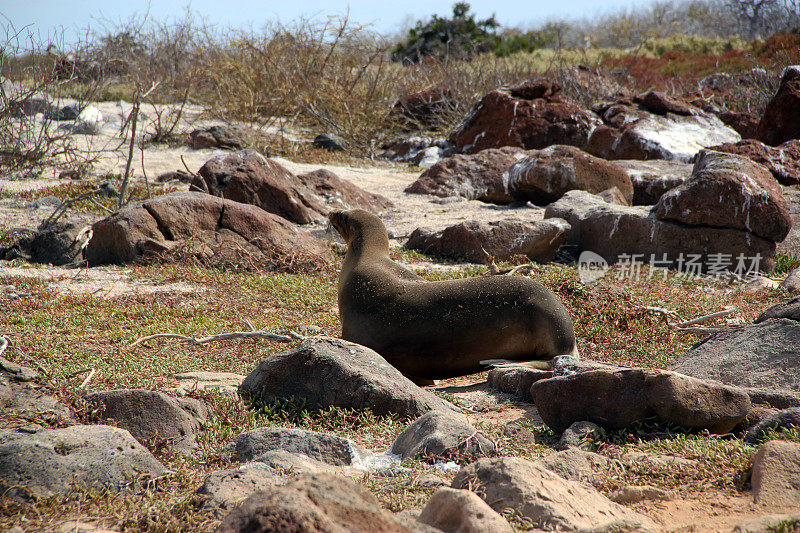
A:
[[768, 518, 800, 533], [757, 426, 800, 445], [775, 252, 800, 276]]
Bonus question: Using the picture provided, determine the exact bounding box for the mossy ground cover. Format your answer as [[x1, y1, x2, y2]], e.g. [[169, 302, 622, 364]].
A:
[[0, 254, 793, 531]]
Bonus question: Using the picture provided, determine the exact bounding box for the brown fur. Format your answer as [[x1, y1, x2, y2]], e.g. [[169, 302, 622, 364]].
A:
[[329, 209, 578, 381]]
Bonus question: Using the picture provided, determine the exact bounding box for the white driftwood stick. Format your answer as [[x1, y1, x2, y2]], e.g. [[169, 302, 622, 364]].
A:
[[507, 263, 536, 276], [641, 306, 679, 317], [79, 368, 96, 389], [674, 326, 725, 334], [130, 330, 299, 348], [675, 307, 734, 328]]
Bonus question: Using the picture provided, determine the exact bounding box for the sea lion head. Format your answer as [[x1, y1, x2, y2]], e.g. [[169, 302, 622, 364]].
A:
[[328, 209, 389, 253]]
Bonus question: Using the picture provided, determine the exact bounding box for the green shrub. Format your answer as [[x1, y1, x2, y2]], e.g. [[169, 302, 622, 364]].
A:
[[392, 2, 500, 63]]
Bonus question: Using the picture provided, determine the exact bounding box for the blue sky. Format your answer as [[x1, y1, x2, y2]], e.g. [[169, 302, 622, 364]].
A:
[[1, 1, 639, 42]]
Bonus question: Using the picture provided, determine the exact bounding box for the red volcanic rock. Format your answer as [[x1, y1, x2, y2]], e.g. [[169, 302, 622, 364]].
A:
[[656, 150, 791, 242], [404, 147, 528, 204], [588, 97, 741, 162], [193, 150, 326, 224], [507, 145, 633, 205], [637, 90, 696, 116], [296, 169, 393, 212], [757, 66, 800, 146], [545, 190, 778, 273], [449, 80, 602, 154], [405, 218, 570, 264], [717, 110, 760, 139], [583, 124, 619, 160], [85, 192, 329, 267], [192, 150, 391, 224], [615, 159, 691, 205], [705, 139, 800, 185]]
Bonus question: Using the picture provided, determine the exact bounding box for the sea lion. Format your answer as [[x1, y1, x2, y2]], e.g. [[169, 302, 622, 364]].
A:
[[329, 209, 578, 381]]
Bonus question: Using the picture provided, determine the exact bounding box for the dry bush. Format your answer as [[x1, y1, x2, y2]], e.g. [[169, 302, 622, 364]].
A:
[[83, 10, 204, 144], [0, 24, 121, 175], [193, 17, 409, 154]]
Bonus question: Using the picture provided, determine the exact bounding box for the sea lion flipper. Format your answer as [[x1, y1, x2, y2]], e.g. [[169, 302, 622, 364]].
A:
[[480, 359, 555, 371]]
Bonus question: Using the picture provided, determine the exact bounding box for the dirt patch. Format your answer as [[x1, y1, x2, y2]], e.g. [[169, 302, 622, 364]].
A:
[[640, 493, 799, 532], [2, 265, 203, 298]]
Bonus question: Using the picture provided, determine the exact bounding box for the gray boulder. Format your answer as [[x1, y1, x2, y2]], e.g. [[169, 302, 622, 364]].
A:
[[744, 408, 800, 444], [609, 485, 672, 504], [0, 356, 72, 421], [535, 448, 610, 483], [86, 389, 205, 455], [0, 425, 166, 499], [751, 440, 800, 506], [189, 125, 250, 150], [755, 297, 800, 323], [196, 464, 281, 515], [239, 336, 457, 419], [507, 145, 633, 205], [248, 450, 355, 474], [487, 365, 553, 402], [313, 133, 346, 152], [531, 367, 751, 434], [215, 473, 435, 532], [781, 267, 800, 293], [451, 457, 655, 531], [390, 411, 495, 461], [1, 222, 88, 266], [669, 319, 800, 393], [219, 427, 370, 467], [418, 487, 513, 533], [615, 159, 690, 205], [556, 421, 601, 451], [742, 387, 800, 410], [545, 189, 777, 272]]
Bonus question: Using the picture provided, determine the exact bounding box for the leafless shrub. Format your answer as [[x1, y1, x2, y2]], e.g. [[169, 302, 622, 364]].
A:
[[193, 16, 410, 154], [0, 23, 122, 176]]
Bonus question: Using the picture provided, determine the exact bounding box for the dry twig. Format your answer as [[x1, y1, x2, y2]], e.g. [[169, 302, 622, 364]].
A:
[[675, 307, 735, 328], [130, 325, 307, 347], [637, 305, 735, 335]]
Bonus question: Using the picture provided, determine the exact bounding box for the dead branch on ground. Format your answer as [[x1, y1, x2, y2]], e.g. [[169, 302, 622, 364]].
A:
[[130, 323, 313, 348]]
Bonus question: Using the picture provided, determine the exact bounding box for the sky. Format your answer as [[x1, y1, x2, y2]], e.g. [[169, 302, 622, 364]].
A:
[[1, 0, 640, 43]]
